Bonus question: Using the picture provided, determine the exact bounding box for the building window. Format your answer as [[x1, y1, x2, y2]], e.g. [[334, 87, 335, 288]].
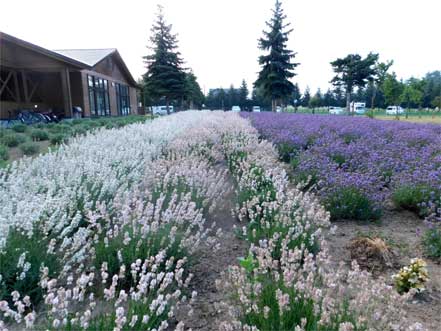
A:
[[115, 83, 131, 116], [88, 75, 110, 116]]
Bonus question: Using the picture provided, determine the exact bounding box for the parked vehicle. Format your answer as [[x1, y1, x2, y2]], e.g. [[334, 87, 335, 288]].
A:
[[386, 106, 405, 115], [252, 106, 261, 112], [276, 106, 282, 113], [231, 106, 241, 112], [350, 102, 366, 114], [329, 106, 344, 115], [152, 105, 174, 115]]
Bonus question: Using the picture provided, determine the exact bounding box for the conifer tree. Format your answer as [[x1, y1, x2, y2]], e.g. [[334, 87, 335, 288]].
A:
[[143, 5, 186, 114], [239, 79, 249, 110], [254, 0, 299, 111]]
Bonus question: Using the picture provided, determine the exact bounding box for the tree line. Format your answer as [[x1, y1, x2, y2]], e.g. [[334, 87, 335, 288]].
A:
[[142, 2, 440, 113]]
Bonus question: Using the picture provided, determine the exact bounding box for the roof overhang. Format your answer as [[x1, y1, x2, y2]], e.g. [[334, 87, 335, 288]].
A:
[[0, 31, 92, 70]]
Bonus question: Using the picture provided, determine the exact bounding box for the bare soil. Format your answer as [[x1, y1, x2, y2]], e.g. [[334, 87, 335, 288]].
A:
[[174, 187, 247, 330], [326, 208, 441, 330]]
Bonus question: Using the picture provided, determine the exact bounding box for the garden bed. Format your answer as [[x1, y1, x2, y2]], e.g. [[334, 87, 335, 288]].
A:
[[1, 111, 438, 330]]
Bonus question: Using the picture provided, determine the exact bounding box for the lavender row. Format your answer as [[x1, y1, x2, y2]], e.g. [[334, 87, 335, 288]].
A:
[[242, 113, 441, 221]]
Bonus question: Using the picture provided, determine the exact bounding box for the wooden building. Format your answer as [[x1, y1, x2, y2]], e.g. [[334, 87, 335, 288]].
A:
[[0, 32, 139, 120]]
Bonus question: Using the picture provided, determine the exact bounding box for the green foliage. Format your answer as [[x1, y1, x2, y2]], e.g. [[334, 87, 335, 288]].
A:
[[19, 142, 40, 156], [184, 71, 205, 109], [400, 77, 424, 111], [239, 271, 361, 331], [277, 142, 298, 163], [238, 253, 258, 274], [1, 133, 27, 147], [382, 73, 404, 106], [11, 124, 28, 133], [254, 0, 299, 110], [50, 134, 67, 145], [392, 185, 434, 216], [325, 187, 382, 221], [0, 229, 60, 305], [143, 5, 187, 108], [330, 52, 379, 109], [423, 226, 441, 259], [94, 223, 188, 289], [30, 129, 49, 141], [0, 144, 8, 161]]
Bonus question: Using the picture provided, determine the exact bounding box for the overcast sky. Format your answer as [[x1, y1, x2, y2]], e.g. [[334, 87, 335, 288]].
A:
[[1, 0, 440, 94]]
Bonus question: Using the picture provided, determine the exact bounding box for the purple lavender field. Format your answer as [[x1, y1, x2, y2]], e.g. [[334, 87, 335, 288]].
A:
[[243, 112, 441, 222]]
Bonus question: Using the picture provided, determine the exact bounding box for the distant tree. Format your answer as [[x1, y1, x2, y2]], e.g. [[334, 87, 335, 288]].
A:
[[184, 71, 204, 109], [301, 87, 311, 107], [143, 5, 186, 114], [252, 86, 271, 109], [228, 85, 238, 109], [432, 96, 441, 110], [382, 73, 404, 107], [330, 52, 379, 113], [369, 60, 393, 109], [291, 83, 301, 111], [323, 89, 334, 107], [309, 92, 322, 114], [333, 85, 346, 107], [422, 71, 441, 108], [239, 79, 249, 110], [254, 0, 299, 111]]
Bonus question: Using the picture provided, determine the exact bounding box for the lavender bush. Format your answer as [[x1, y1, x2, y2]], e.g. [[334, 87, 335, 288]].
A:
[[243, 113, 441, 221]]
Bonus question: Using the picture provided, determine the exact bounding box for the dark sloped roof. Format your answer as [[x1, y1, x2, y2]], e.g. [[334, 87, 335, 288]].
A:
[[0, 31, 91, 69], [1, 31, 138, 87], [53, 49, 117, 66], [54, 48, 138, 86]]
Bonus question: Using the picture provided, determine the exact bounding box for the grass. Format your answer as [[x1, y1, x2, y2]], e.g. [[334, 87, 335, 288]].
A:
[[375, 115, 441, 124]]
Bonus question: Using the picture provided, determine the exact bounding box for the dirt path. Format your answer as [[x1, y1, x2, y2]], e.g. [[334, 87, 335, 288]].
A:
[[174, 187, 247, 330], [325, 208, 441, 331]]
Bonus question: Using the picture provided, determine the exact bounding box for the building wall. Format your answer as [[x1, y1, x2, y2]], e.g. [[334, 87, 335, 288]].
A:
[[129, 87, 138, 115], [79, 58, 138, 117], [70, 71, 85, 112]]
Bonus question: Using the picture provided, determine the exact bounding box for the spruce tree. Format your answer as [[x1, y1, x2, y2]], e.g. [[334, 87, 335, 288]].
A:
[[254, 0, 299, 111], [239, 79, 249, 110], [143, 5, 186, 114]]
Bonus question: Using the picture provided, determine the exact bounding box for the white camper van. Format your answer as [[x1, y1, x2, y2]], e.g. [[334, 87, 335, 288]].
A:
[[152, 105, 174, 115], [350, 102, 366, 114]]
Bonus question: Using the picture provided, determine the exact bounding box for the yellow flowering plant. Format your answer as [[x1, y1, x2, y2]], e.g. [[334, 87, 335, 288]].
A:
[[393, 258, 429, 294]]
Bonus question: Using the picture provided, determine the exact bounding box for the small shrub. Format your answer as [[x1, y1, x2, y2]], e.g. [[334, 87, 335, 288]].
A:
[[105, 122, 116, 129], [11, 124, 28, 133], [325, 187, 382, 220], [20, 142, 40, 156], [1, 133, 27, 147], [48, 124, 72, 135], [393, 184, 435, 216], [277, 142, 298, 163], [30, 129, 49, 141], [422, 225, 441, 259], [72, 126, 87, 136], [0, 144, 8, 161], [393, 258, 429, 294], [50, 134, 67, 145]]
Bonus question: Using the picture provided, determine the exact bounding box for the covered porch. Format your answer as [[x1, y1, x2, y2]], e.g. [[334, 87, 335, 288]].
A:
[[0, 32, 90, 120]]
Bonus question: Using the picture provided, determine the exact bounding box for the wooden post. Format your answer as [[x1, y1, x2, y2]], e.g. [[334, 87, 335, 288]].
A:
[[21, 70, 29, 103], [13, 71, 20, 102], [60, 68, 73, 117], [0, 71, 13, 96]]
